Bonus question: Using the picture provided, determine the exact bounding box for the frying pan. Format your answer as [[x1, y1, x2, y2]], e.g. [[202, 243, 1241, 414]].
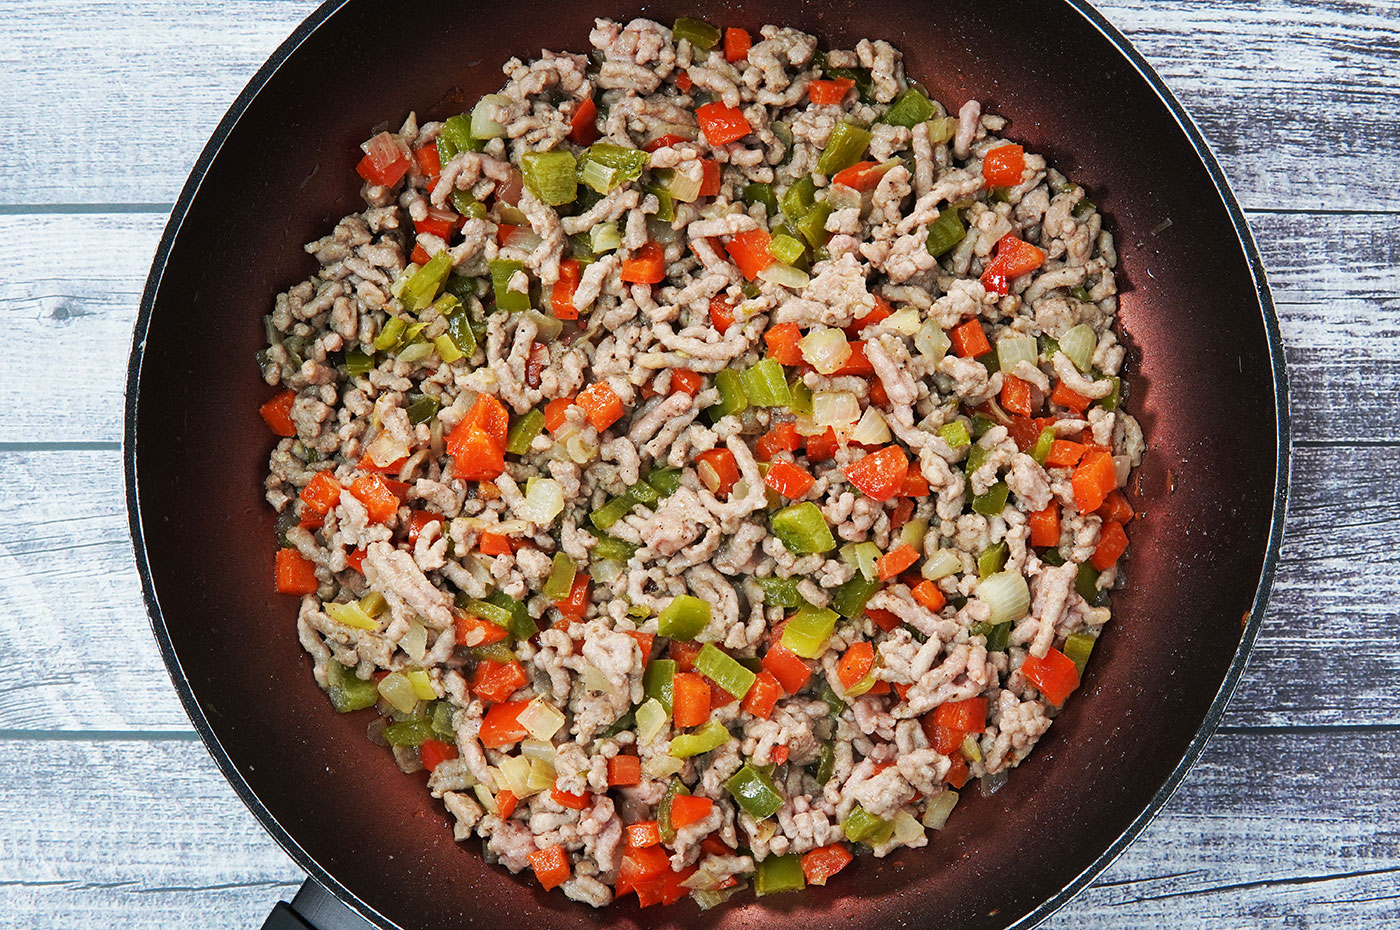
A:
[[123, 0, 1289, 927]]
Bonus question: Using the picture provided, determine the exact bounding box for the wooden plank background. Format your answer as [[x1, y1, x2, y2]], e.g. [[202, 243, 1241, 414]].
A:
[[1, 0, 1396, 926]]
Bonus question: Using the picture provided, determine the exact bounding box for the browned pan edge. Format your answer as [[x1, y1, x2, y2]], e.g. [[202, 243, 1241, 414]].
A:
[[123, 1, 1289, 927]]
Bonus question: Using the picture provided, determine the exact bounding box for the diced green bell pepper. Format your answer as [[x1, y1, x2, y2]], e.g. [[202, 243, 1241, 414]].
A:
[[695, 643, 756, 698], [754, 854, 805, 896], [325, 660, 378, 713], [842, 803, 894, 845], [643, 658, 677, 713], [724, 762, 784, 819], [658, 594, 711, 641], [781, 604, 839, 658], [771, 502, 836, 555], [669, 718, 731, 758]]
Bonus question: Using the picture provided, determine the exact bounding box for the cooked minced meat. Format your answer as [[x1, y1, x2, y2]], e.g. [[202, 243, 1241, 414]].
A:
[[259, 15, 1143, 909]]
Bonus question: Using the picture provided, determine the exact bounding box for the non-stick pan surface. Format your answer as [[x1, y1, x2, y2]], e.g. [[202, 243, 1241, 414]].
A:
[[125, 1, 1288, 928]]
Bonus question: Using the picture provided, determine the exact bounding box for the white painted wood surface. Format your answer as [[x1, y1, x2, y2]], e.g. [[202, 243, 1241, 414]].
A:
[[0, 1, 1396, 927]]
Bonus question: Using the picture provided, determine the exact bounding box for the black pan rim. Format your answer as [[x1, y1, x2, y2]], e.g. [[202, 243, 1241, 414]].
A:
[[121, 1, 1290, 927]]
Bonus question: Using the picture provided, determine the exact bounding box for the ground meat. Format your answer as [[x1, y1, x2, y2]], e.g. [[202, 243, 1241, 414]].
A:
[[269, 16, 1139, 909]]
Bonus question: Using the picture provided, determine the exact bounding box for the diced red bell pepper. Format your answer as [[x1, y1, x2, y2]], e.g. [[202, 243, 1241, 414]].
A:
[[945, 752, 970, 789], [843, 445, 909, 501], [697, 447, 741, 498], [670, 369, 703, 395], [755, 422, 801, 461], [1044, 439, 1087, 468], [478, 531, 512, 556], [669, 640, 703, 673], [300, 471, 342, 515], [724, 227, 775, 280], [901, 471, 930, 497], [832, 340, 876, 376], [462, 393, 510, 449], [471, 660, 528, 704], [698, 158, 722, 197], [551, 257, 582, 320], [644, 133, 690, 153], [668, 794, 714, 829], [1021, 646, 1080, 705], [529, 845, 571, 891], [949, 319, 992, 358], [836, 641, 875, 690], [349, 474, 401, 523], [911, 580, 947, 613], [608, 755, 642, 787], [569, 97, 600, 145], [259, 389, 297, 437], [551, 784, 591, 810], [554, 572, 591, 619], [802, 843, 853, 886], [741, 669, 783, 719], [830, 159, 887, 192], [1001, 374, 1036, 417], [418, 738, 459, 773], [406, 510, 443, 546], [624, 630, 654, 667], [808, 78, 855, 106], [672, 672, 711, 728], [980, 233, 1046, 296], [696, 101, 752, 145], [446, 424, 504, 482], [867, 608, 902, 632], [1091, 519, 1130, 571], [876, 543, 920, 582], [724, 27, 752, 62], [496, 789, 519, 818], [764, 460, 815, 499], [454, 611, 510, 647], [1050, 380, 1092, 413], [1028, 506, 1061, 548], [621, 241, 667, 284], [478, 700, 533, 748], [624, 821, 661, 848], [414, 144, 441, 182], [935, 697, 988, 733], [275, 548, 318, 595], [1098, 489, 1135, 524], [1072, 448, 1117, 514], [709, 295, 737, 333], [764, 322, 804, 365], [576, 381, 625, 432], [355, 132, 411, 187], [414, 205, 459, 241], [543, 396, 575, 433], [761, 640, 811, 693], [805, 427, 839, 463], [982, 144, 1025, 188]]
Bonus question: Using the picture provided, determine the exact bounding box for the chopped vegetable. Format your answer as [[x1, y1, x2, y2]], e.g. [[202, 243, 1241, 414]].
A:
[[669, 719, 731, 758], [673, 15, 721, 50], [697, 101, 752, 145], [770, 501, 837, 554], [801, 843, 853, 886], [669, 794, 715, 828], [781, 604, 839, 658], [979, 570, 1031, 626], [569, 97, 600, 145], [725, 227, 776, 280], [982, 144, 1026, 188], [696, 447, 741, 497], [808, 78, 855, 105], [521, 150, 578, 206], [876, 543, 919, 582], [949, 319, 991, 358], [621, 241, 667, 284], [275, 548, 318, 595], [754, 854, 805, 896], [658, 594, 712, 641], [1072, 448, 1117, 513], [980, 233, 1047, 295], [843, 445, 909, 502], [882, 87, 936, 127], [576, 381, 625, 431], [696, 643, 757, 698], [672, 672, 711, 728], [725, 26, 752, 61], [529, 845, 571, 891], [1021, 646, 1081, 705], [924, 207, 966, 258], [816, 122, 872, 176], [1091, 519, 1130, 570], [972, 481, 1010, 516], [741, 358, 794, 407], [324, 660, 377, 712], [725, 762, 784, 819], [259, 389, 297, 437], [842, 804, 894, 845]]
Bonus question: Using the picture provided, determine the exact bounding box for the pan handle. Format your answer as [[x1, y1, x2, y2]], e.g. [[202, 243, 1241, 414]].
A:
[[260, 877, 377, 930]]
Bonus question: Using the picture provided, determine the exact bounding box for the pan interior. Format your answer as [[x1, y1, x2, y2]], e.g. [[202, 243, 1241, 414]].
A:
[[128, 1, 1283, 928]]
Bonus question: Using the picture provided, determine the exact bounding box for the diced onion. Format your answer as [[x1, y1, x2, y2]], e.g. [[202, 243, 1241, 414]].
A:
[[922, 548, 963, 581], [398, 341, 435, 364], [590, 222, 622, 253], [635, 698, 668, 744], [406, 668, 437, 701], [471, 94, 510, 140], [900, 517, 929, 551], [474, 783, 499, 814], [494, 755, 535, 797], [978, 571, 1031, 625], [758, 263, 811, 290], [520, 738, 556, 763], [393, 745, 424, 774], [325, 600, 379, 631], [583, 664, 619, 696], [365, 430, 410, 468], [915, 319, 951, 363], [516, 477, 565, 527], [850, 406, 892, 445], [591, 558, 625, 585], [799, 327, 851, 375], [500, 227, 543, 253], [960, 734, 982, 764], [376, 672, 418, 714], [892, 810, 926, 845], [996, 333, 1038, 372], [682, 870, 724, 891], [886, 307, 923, 336], [1059, 323, 1096, 372], [523, 309, 563, 342], [979, 769, 1009, 797], [517, 698, 566, 741], [401, 621, 428, 663], [526, 757, 556, 793], [813, 391, 860, 430], [643, 753, 687, 779], [922, 789, 959, 829], [793, 413, 826, 437], [841, 541, 881, 583]]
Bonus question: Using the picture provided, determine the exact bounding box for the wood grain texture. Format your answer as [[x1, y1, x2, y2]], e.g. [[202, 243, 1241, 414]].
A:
[[0, 0, 1395, 927], [1, 732, 1396, 928], [0, 0, 1396, 212], [4, 210, 1395, 445], [0, 444, 1389, 730]]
